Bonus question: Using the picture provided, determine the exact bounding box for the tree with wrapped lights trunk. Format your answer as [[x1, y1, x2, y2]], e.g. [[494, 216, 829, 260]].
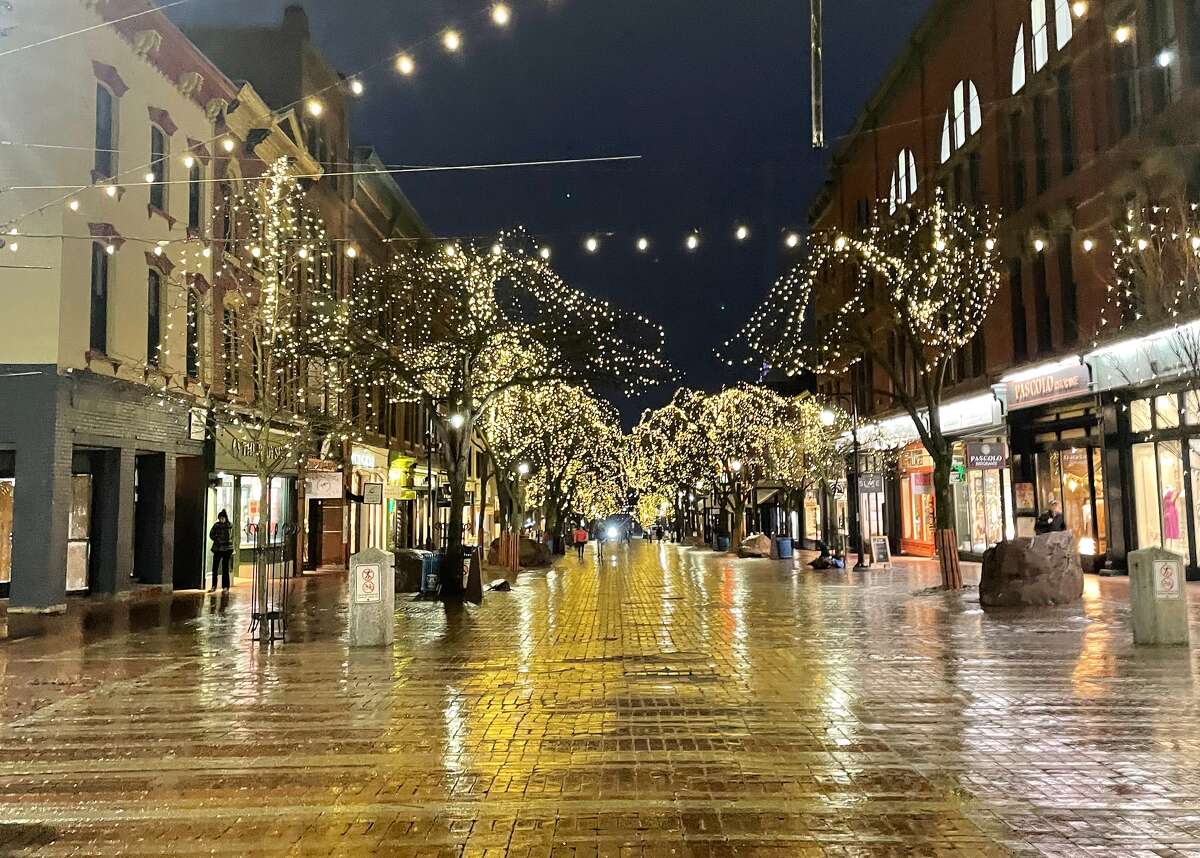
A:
[[318, 230, 671, 595], [726, 192, 1000, 589], [209, 157, 342, 613]]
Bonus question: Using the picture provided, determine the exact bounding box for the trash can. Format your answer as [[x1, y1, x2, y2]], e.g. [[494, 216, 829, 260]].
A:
[[775, 536, 793, 559], [419, 551, 441, 595], [716, 536, 731, 551]]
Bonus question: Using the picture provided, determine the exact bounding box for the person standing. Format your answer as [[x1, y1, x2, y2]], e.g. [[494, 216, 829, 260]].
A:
[[209, 510, 234, 591]]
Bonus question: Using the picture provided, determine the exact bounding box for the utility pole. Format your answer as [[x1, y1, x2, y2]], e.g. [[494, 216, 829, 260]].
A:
[[811, 0, 825, 148]]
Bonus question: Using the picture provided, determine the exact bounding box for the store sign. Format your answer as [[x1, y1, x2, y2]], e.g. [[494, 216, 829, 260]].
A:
[[354, 563, 381, 604], [965, 441, 1007, 470], [189, 408, 208, 441], [1153, 558, 1183, 600], [306, 457, 339, 473], [859, 473, 884, 494], [215, 426, 297, 474], [351, 447, 387, 470], [950, 463, 966, 484], [362, 482, 384, 505], [1006, 365, 1090, 410], [899, 446, 933, 472], [871, 536, 891, 565], [939, 394, 1000, 434], [304, 471, 343, 500]]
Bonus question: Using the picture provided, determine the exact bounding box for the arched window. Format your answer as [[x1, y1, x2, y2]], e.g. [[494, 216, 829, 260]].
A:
[[1031, 0, 1049, 70], [939, 80, 982, 163], [1012, 24, 1027, 93], [888, 148, 918, 213], [1054, 0, 1073, 48]]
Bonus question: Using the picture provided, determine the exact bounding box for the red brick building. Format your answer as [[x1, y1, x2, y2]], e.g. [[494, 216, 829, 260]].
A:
[[811, 0, 1200, 576]]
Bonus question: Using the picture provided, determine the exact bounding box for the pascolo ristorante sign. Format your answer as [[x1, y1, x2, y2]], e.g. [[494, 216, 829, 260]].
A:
[[1006, 365, 1090, 410]]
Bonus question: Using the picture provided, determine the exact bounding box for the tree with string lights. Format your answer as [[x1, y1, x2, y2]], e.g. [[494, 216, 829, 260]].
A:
[[316, 230, 672, 593], [726, 192, 1000, 588], [627, 390, 715, 540], [204, 157, 343, 609], [479, 381, 624, 558], [770, 395, 850, 540]]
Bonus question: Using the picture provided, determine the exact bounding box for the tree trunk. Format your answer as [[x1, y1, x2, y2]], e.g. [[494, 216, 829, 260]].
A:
[[931, 451, 962, 590], [730, 492, 745, 552], [441, 441, 468, 597]]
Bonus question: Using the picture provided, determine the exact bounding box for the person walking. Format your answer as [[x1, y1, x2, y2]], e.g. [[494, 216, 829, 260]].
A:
[[573, 525, 588, 559], [209, 510, 234, 591]]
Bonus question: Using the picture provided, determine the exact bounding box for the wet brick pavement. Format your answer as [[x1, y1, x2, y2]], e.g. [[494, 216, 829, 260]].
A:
[[1, 542, 1199, 856]]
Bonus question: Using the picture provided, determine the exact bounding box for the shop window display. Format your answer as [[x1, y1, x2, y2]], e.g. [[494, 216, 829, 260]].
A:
[[804, 490, 822, 542], [240, 476, 289, 546], [902, 471, 935, 546], [954, 467, 1011, 553], [1133, 440, 1190, 557], [1035, 447, 1105, 555]]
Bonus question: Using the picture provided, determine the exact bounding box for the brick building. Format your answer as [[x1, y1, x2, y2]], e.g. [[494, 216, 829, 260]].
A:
[[811, 0, 1200, 576]]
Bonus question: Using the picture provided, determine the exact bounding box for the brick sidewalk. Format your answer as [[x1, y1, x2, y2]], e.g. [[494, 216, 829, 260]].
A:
[[0, 543, 1197, 855]]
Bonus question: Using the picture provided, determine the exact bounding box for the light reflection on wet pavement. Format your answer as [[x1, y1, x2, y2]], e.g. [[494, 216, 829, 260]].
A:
[[1, 542, 1199, 856]]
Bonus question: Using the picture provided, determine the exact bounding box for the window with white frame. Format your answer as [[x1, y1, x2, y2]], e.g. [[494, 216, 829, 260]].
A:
[[1031, 0, 1049, 70], [888, 149, 918, 213], [1012, 24, 1027, 93], [939, 80, 982, 163], [1054, 0, 1073, 48]]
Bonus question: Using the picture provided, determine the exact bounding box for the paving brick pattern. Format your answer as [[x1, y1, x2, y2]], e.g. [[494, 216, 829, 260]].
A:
[[1, 542, 1200, 856]]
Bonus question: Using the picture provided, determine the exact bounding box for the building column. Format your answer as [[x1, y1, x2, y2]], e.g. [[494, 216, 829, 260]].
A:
[[93, 447, 135, 596], [8, 428, 73, 613]]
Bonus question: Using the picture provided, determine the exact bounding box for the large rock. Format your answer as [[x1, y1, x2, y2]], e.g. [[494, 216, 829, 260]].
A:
[[980, 531, 1083, 608], [738, 533, 772, 558], [486, 537, 552, 568]]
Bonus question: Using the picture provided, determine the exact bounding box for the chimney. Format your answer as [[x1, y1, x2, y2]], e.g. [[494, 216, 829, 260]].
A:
[[282, 5, 310, 39]]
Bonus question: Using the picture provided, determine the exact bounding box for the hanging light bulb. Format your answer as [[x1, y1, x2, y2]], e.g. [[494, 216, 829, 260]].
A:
[[306, 99, 324, 117], [445, 244, 457, 257], [105, 184, 118, 197], [636, 237, 650, 252], [396, 54, 415, 76], [1072, 0, 1088, 17], [538, 246, 551, 260], [105, 244, 116, 255], [442, 30, 462, 52], [222, 138, 236, 153], [735, 225, 750, 241], [349, 78, 365, 96], [491, 3, 511, 26], [1033, 238, 1046, 252], [685, 233, 700, 251], [182, 154, 195, 170], [144, 171, 157, 183], [68, 199, 80, 212], [1114, 24, 1133, 44], [1082, 238, 1095, 253], [345, 246, 358, 258], [785, 232, 801, 248], [585, 236, 600, 254]]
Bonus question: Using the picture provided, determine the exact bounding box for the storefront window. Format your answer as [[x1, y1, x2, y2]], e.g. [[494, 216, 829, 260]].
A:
[[1059, 448, 1092, 545], [1131, 398, 1153, 432], [66, 475, 92, 592], [1192, 440, 1200, 557], [1092, 448, 1106, 554], [953, 448, 1011, 553], [1035, 447, 1104, 554], [240, 476, 289, 546], [902, 472, 935, 545], [803, 490, 822, 542], [1186, 390, 1200, 425], [1157, 395, 1180, 429], [0, 479, 12, 584], [1133, 439, 1190, 557]]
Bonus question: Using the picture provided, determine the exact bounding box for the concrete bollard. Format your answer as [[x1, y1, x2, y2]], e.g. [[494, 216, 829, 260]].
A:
[[1128, 548, 1190, 646], [349, 547, 395, 647]]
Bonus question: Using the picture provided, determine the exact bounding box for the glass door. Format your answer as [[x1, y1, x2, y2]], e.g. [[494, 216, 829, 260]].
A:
[[66, 475, 92, 592]]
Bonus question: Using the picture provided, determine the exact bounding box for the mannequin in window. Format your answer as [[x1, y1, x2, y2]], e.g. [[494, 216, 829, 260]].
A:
[[1163, 486, 1181, 540]]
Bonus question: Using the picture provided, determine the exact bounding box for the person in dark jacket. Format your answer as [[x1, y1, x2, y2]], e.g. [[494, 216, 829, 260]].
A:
[[209, 510, 234, 591], [1034, 501, 1067, 534]]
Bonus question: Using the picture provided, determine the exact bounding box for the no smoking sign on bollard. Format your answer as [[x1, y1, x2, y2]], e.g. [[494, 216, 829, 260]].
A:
[[349, 547, 394, 647]]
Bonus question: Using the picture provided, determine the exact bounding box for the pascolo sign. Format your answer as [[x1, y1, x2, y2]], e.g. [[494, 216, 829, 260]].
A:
[[965, 441, 1007, 469], [1006, 365, 1090, 410]]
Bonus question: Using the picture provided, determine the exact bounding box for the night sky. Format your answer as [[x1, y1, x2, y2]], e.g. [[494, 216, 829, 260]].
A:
[[169, 0, 933, 421]]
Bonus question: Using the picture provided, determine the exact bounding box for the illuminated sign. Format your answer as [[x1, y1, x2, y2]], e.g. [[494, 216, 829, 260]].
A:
[[1006, 365, 1090, 410]]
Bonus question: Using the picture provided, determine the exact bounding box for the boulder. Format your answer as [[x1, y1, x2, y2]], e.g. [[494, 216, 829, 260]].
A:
[[486, 537, 552, 568], [738, 533, 773, 558], [980, 531, 1083, 608]]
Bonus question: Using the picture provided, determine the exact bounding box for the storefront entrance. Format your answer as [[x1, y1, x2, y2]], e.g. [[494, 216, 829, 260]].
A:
[[899, 443, 935, 557], [952, 439, 1014, 557]]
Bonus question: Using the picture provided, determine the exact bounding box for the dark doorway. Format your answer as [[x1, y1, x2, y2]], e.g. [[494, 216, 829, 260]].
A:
[[133, 453, 165, 585], [307, 498, 344, 570], [173, 456, 205, 590]]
